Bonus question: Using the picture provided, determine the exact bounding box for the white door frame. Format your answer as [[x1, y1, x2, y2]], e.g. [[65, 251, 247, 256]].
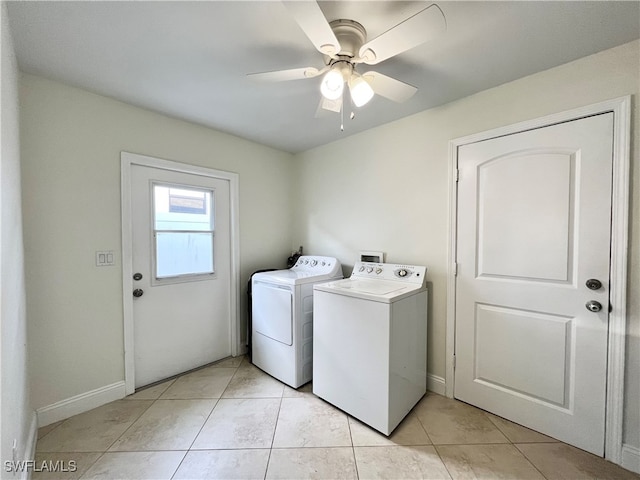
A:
[[121, 151, 241, 395], [445, 96, 631, 463]]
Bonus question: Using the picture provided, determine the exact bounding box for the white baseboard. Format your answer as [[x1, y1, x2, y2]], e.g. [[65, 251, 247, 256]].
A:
[[621, 444, 640, 474], [427, 374, 446, 396], [36, 381, 126, 427]]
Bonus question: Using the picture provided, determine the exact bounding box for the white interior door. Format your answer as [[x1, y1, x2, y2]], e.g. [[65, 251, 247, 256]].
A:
[[131, 163, 232, 388], [454, 113, 613, 455]]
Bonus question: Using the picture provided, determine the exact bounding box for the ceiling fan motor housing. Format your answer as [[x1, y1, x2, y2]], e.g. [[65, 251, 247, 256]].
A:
[[328, 19, 367, 58]]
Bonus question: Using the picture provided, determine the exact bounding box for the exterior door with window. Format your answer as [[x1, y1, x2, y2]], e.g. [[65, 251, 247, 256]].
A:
[[131, 163, 232, 388]]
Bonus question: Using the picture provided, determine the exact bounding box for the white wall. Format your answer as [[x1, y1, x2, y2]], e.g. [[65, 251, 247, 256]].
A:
[[1, 0, 34, 473], [20, 74, 295, 412], [293, 40, 640, 456]]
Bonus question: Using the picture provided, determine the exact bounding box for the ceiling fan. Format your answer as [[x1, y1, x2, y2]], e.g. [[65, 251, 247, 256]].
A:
[[248, 1, 446, 115]]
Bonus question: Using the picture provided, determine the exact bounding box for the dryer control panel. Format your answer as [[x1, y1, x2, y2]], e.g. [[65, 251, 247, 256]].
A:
[[292, 255, 341, 276], [351, 262, 427, 286]]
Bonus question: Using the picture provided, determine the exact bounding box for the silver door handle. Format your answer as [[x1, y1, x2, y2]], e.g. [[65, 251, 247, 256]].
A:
[[586, 300, 602, 312]]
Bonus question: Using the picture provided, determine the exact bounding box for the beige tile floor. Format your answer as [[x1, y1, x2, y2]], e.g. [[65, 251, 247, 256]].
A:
[[34, 357, 639, 480]]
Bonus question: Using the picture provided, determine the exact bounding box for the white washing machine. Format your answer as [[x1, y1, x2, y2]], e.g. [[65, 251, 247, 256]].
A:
[[251, 256, 342, 388], [313, 261, 428, 435]]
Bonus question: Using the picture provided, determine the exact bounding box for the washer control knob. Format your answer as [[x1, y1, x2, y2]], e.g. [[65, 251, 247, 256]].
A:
[[376, 268, 383, 274], [311, 260, 318, 267], [359, 266, 365, 272], [398, 269, 408, 277], [366, 267, 373, 273]]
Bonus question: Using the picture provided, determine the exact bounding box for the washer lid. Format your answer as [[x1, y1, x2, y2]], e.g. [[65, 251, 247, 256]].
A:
[[333, 279, 407, 295], [314, 277, 425, 303]]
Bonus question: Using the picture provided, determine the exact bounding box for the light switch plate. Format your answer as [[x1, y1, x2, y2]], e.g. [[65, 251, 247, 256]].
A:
[[96, 250, 115, 266]]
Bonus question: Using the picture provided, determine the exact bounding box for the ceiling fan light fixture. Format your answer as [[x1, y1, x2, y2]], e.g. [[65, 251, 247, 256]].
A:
[[320, 68, 345, 100], [349, 73, 374, 107]]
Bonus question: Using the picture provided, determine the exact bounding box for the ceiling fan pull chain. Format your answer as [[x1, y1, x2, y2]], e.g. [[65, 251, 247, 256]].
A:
[[349, 91, 356, 120]]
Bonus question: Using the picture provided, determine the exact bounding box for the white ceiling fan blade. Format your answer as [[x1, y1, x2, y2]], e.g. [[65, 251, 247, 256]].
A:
[[362, 72, 417, 103], [358, 4, 446, 65], [247, 67, 323, 82], [282, 1, 341, 56]]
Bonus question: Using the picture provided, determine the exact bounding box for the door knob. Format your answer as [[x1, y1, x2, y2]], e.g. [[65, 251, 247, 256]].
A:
[[133, 288, 144, 298], [586, 300, 602, 312], [133, 272, 143, 281], [585, 279, 602, 290]]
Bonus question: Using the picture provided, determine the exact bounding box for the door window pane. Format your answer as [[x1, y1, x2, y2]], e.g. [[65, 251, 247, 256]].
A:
[[153, 184, 215, 279], [155, 232, 213, 277], [154, 186, 213, 231]]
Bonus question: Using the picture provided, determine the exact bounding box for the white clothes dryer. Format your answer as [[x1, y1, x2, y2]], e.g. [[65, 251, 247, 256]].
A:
[[251, 256, 342, 388], [313, 262, 428, 435]]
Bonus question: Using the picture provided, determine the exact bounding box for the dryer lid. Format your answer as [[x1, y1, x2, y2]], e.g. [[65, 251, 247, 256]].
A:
[[253, 269, 311, 284], [252, 256, 343, 285]]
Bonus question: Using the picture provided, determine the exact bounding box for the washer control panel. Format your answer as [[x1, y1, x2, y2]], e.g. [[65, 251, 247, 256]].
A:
[[352, 262, 427, 285], [292, 256, 341, 275]]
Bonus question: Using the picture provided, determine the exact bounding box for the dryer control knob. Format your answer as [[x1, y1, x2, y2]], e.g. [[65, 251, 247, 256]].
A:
[[366, 267, 373, 273], [359, 266, 365, 272], [311, 260, 318, 266], [376, 268, 383, 274], [398, 269, 408, 277]]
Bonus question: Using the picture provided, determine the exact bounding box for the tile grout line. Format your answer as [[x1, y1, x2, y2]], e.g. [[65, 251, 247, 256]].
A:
[[169, 358, 242, 480], [413, 400, 436, 447], [187, 361, 239, 449], [263, 383, 285, 480], [482, 409, 534, 445], [346, 415, 361, 480], [431, 445, 455, 480], [172, 397, 221, 472], [35, 420, 65, 444], [76, 452, 104, 480], [513, 443, 553, 480], [100, 397, 159, 454]]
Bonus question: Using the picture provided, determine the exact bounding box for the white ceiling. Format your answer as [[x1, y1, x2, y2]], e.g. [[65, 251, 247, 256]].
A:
[[7, 1, 640, 153]]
